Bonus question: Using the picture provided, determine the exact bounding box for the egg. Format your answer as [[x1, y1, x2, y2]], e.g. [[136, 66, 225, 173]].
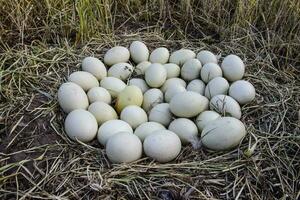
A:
[[104, 46, 130, 66], [134, 122, 166, 141], [97, 119, 133, 146], [68, 71, 99, 91], [181, 58, 202, 81], [88, 102, 118, 125], [204, 77, 229, 99], [164, 85, 186, 103], [200, 63, 223, 83], [120, 105, 148, 129], [106, 132, 142, 163], [201, 117, 246, 151], [221, 54, 245, 81], [107, 63, 133, 81], [100, 77, 126, 98], [148, 103, 173, 127], [229, 80, 255, 104], [129, 41, 149, 63], [143, 130, 181, 163], [142, 88, 164, 112], [64, 109, 98, 142], [160, 78, 186, 93], [195, 110, 221, 131], [134, 61, 151, 75], [81, 57, 107, 81], [163, 63, 180, 78], [128, 78, 149, 93], [186, 79, 205, 95], [149, 47, 169, 64], [145, 63, 167, 87], [169, 49, 196, 66], [210, 95, 241, 119], [168, 118, 198, 144], [115, 85, 143, 113], [196, 50, 218, 65], [87, 87, 111, 104], [169, 91, 209, 118], [58, 82, 89, 113]]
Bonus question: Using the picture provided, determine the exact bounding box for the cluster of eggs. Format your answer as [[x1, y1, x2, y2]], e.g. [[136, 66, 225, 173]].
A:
[[58, 41, 255, 163]]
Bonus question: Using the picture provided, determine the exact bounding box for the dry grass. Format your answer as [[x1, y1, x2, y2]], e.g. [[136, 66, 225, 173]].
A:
[[1, 0, 300, 199]]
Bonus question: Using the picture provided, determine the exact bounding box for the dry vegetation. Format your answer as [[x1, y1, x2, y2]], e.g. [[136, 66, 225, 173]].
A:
[[1, 0, 300, 199]]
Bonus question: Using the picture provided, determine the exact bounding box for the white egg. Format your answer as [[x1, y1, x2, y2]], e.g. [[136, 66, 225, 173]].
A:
[[68, 71, 99, 91], [160, 78, 186, 93], [64, 109, 98, 142], [221, 54, 245, 81], [134, 122, 166, 141], [145, 63, 167, 87], [210, 95, 241, 119], [148, 103, 173, 127], [195, 110, 221, 131], [186, 79, 205, 95], [129, 41, 149, 64], [200, 63, 223, 83], [107, 63, 133, 81], [106, 132, 142, 163], [120, 105, 148, 129], [128, 78, 149, 93], [87, 87, 111, 104], [88, 102, 118, 125], [229, 80, 255, 104], [115, 85, 143, 113], [143, 130, 181, 163], [149, 47, 169, 64], [97, 119, 133, 146], [164, 85, 186, 103], [58, 82, 89, 113], [134, 61, 151, 75], [82, 57, 107, 81], [181, 59, 202, 81], [104, 46, 130, 66], [142, 88, 164, 112], [100, 77, 126, 98], [204, 77, 229, 99], [169, 91, 209, 118], [196, 50, 218, 65], [168, 118, 198, 144], [163, 63, 180, 78], [201, 117, 246, 151], [169, 49, 196, 66]]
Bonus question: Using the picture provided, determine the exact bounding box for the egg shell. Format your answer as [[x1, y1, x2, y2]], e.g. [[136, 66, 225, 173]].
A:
[[58, 82, 89, 113], [68, 71, 99, 91], [169, 49, 196, 66], [196, 50, 218, 65], [160, 78, 186, 93], [200, 63, 223, 83], [129, 41, 149, 64], [106, 132, 142, 163], [134, 61, 151, 75], [163, 63, 180, 78], [165, 85, 186, 103], [210, 95, 241, 119], [205, 77, 229, 99], [104, 46, 130, 66], [181, 58, 202, 81], [87, 87, 111, 104], [88, 102, 118, 125], [229, 80, 255, 104], [201, 117, 246, 151], [82, 57, 107, 81], [134, 122, 166, 141], [145, 63, 167, 87], [120, 105, 148, 129], [168, 118, 198, 144], [142, 88, 164, 112], [196, 110, 221, 131], [149, 47, 169, 64], [148, 103, 173, 127], [186, 79, 205, 95], [143, 130, 182, 163], [221, 54, 245, 81], [115, 85, 143, 113], [107, 63, 133, 81], [128, 78, 149, 93], [100, 77, 126, 98], [64, 109, 98, 142]]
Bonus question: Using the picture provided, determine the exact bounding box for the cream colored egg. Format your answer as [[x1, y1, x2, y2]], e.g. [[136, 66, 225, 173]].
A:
[[107, 63, 133, 81], [129, 41, 149, 64], [97, 119, 133, 146], [115, 85, 143, 113], [143, 130, 182, 163], [148, 103, 173, 127], [68, 71, 99, 91], [128, 78, 149, 93], [186, 79, 205, 95], [87, 87, 111, 104], [196, 110, 221, 131], [160, 78, 186, 93], [149, 47, 169, 64], [142, 88, 164, 112], [82, 57, 107, 81], [145, 63, 167, 88], [181, 59, 202, 81], [201, 117, 246, 151], [196, 50, 218, 65], [205, 77, 229, 99], [168, 118, 198, 144], [200, 63, 223, 83], [64, 109, 98, 142], [210, 95, 241, 119], [58, 82, 89, 113], [100, 77, 126, 98], [169, 49, 196, 66], [134, 122, 166, 141], [120, 105, 148, 129], [104, 46, 130, 66], [165, 85, 186, 103], [163, 63, 180, 78], [170, 91, 209, 118], [88, 102, 118, 125], [229, 80, 255, 104], [135, 61, 151, 75], [221, 54, 245, 81]]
